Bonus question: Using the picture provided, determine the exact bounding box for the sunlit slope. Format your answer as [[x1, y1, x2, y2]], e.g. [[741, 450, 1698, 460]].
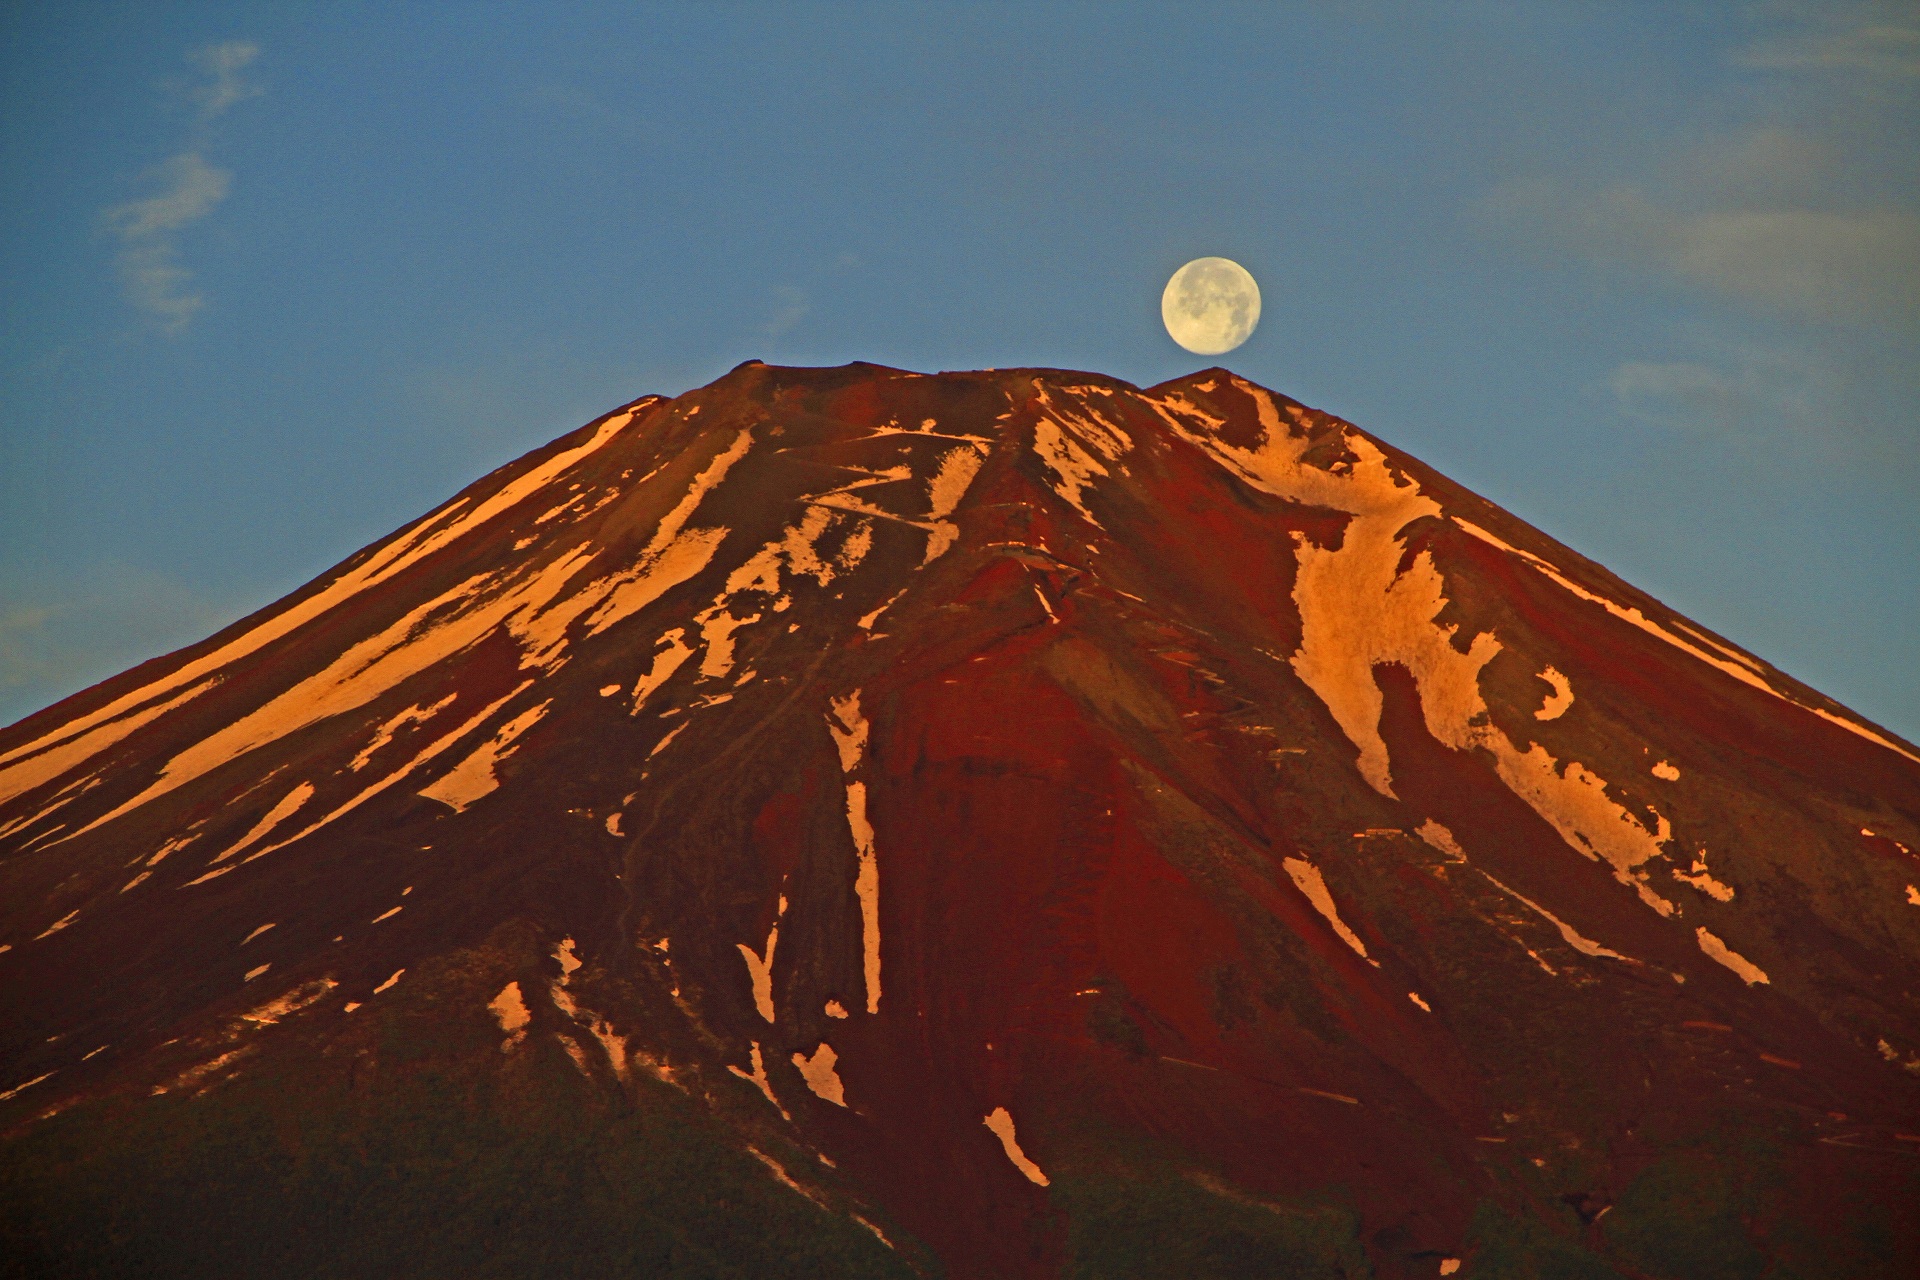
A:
[[4, 362, 1917, 1278]]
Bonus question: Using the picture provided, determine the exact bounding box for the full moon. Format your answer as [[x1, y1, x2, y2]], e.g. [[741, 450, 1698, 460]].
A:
[[1161, 257, 1260, 355]]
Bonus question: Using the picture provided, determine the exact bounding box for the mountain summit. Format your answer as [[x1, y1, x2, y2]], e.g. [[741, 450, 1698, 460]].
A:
[[3, 363, 1917, 1278]]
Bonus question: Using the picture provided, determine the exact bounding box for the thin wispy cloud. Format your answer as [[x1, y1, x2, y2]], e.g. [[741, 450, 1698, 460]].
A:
[[1609, 342, 1819, 436], [1736, 7, 1920, 78], [764, 286, 809, 337], [185, 40, 263, 120], [104, 41, 260, 333], [105, 153, 233, 333], [1478, 3, 1919, 333], [1483, 175, 1920, 328]]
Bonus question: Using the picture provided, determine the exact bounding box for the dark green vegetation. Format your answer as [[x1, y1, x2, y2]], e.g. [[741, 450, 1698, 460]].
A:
[[1601, 1120, 1914, 1280], [0, 1052, 916, 1280], [1053, 1166, 1373, 1280], [4, 1003, 1912, 1280], [1459, 1113, 1918, 1280]]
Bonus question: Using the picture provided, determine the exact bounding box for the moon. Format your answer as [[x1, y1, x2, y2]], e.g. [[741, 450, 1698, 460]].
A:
[[1161, 257, 1260, 355]]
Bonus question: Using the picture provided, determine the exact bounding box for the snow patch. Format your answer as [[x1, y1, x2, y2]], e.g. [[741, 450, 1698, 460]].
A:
[[1534, 666, 1573, 720], [857, 588, 908, 631], [0, 1072, 55, 1102], [827, 691, 868, 773], [983, 1107, 1050, 1185], [418, 700, 550, 812], [737, 910, 781, 1024], [1672, 850, 1735, 902], [33, 910, 79, 940], [1031, 418, 1108, 526], [696, 608, 761, 680], [577, 429, 755, 643], [791, 1042, 848, 1106], [747, 1147, 827, 1208], [227, 683, 531, 868], [647, 723, 687, 759], [631, 629, 695, 712], [1457, 518, 1920, 766], [490, 981, 530, 1037], [0, 679, 216, 810], [350, 696, 456, 771], [208, 783, 315, 866], [922, 445, 986, 562], [846, 781, 882, 1014], [1282, 858, 1374, 963], [1416, 820, 1467, 861], [72, 555, 573, 835], [146, 832, 201, 866], [827, 692, 882, 1013], [0, 407, 632, 808], [1150, 385, 1704, 927], [1482, 872, 1638, 963], [728, 1042, 789, 1119], [1697, 928, 1768, 984]]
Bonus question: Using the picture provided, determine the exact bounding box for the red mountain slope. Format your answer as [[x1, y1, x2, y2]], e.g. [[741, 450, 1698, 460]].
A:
[[3, 362, 1917, 1278]]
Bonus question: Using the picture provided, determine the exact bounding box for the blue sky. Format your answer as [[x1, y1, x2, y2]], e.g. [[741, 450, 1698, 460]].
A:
[[2, 1, 1916, 739]]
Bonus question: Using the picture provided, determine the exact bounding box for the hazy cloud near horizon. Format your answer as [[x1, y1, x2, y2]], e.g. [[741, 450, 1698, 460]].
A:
[[0, 569, 239, 726]]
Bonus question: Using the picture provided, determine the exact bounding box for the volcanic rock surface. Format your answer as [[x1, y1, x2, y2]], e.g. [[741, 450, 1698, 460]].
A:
[[3, 362, 1918, 1278]]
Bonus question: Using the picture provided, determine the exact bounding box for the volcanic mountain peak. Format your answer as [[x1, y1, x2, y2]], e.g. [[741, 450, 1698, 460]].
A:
[[3, 362, 1917, 1277]]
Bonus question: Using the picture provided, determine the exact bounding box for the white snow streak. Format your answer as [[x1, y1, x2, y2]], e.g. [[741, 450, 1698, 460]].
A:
[[0, 409, 637, 804], [1455, 518, 1920, 765], [207, 783, 314, 866], [1672, 850, 1735, 902], [418, 700, 550, 812], [728, 1042, 789, 1119], [1697, 928, 1769, 984], [1153, 382, 1683, 920], [1281, 858, 1374, 963], [738, 912, 781, 1024], [210, 684, 532, 873], [349, 695, 456, 771], [828, 690, 882, 1014], [0, 680, 216, 809]]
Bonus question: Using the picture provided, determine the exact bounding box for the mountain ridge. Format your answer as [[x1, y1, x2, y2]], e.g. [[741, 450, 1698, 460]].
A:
[[3, 361, 1917, 1278]]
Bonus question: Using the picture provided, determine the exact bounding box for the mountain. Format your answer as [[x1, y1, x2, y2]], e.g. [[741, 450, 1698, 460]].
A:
[[2, 361, 1917, 1279]]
